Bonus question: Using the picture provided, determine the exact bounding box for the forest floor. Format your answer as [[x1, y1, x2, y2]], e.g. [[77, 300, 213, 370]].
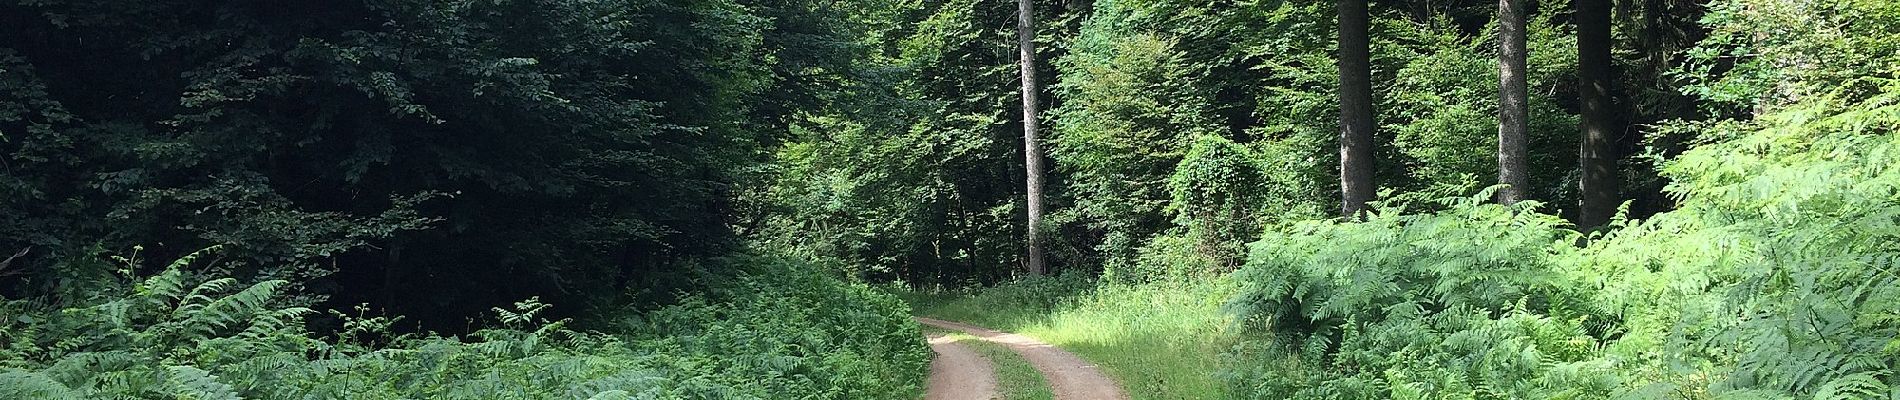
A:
[[917, 317, 1129, 400]]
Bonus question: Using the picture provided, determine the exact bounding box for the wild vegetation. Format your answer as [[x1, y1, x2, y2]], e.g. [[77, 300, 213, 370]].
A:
[[1, 0, 930, 398], [5, 0, 1897, 398], [890, 0, 1900, 398], [0, 250, 926, 398]]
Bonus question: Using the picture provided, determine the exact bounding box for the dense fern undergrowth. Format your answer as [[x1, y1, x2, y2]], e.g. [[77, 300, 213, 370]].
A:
[[921, 75, 1900, 399], [0, 250, 930, 399], [1229, 78, 1900, 398]]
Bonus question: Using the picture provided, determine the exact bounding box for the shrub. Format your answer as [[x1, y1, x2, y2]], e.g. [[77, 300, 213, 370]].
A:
[[1225, 193, 1615, 399], [1166, 135, 1275, 271], [1579, 77, 1900, 397]]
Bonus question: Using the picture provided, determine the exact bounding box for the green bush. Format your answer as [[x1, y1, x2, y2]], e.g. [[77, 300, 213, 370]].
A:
[[1166, 135, 1274, 271], [0, 249, 930, 399], [1049, 0, 1222, 273], [1583, 78, 1900, 397], [1225, 193, 1614, 399]]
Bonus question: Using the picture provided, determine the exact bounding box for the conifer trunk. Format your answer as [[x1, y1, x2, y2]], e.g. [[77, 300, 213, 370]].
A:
[[1338, 0, 1376, 218], [1018, 0, 1046, 275], [1496, 0, 1530, 205], [1577, 0, 1620, 228]]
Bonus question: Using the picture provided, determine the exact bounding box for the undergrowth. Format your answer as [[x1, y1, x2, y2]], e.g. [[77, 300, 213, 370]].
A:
[[1224, 74, 1900, 398], [911, 74, 1900, 398], [0, 249, 930, 399]]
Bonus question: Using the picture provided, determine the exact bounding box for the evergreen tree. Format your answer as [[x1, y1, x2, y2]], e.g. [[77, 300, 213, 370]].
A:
[[1576, 0, 1619, 228], [1337, 0, 1376, 217]]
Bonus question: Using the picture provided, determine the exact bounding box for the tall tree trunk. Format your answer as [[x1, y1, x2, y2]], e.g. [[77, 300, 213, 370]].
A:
[[1018, 0, 1047, 276], [1576, 0, 1619, 228], [1337, 0, 1376, 218], [1496, 0, 1530, 205]]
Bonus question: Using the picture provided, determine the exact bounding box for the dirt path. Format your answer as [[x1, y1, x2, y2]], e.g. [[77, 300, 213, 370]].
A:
[[925, 333, 1000, 400], [916, 317, 1129, 400]]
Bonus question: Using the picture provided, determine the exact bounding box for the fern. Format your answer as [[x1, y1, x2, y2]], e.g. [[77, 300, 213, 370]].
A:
[[1227, 25, 1900, 397], [0, 370, 77, 400], [0, 249, 928, 399], [166, 366, 240, 400]]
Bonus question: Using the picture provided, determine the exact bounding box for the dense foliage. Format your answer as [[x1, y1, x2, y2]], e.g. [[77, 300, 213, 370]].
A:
[[7, 0, 1898, 396], [862, 0, 1896, 397], [753, 0, 1089, 285], [766, 0, 1711, 287], [0, 249, 928, 399], [1223, 1, 1900, 397], [1227, 80, 1900, 396], [1227, 194, 1614, 398], [1, 0, 931, 398], [0, 0, 868, 324]]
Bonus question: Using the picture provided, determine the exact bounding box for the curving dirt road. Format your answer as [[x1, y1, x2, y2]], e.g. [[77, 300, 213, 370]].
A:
[[925, 333, 1001, 400], [916, 317, 1129, 400]]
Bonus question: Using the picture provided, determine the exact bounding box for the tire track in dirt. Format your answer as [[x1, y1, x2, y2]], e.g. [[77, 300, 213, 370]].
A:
[[925, 332, 1000, 400], [916, 317, 1129, 400]]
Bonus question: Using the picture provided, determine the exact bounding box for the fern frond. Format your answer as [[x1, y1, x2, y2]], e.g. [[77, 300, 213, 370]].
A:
[[165, 366, 240, 400], [0, 369, 80, 400], [1811, 372, 1889, 400], [178, 280, 288, 339], [143, 246, 222, 302]]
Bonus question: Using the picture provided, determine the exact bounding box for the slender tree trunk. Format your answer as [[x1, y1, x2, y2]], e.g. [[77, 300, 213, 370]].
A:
[[1496, 0, 1530, 205], [383, 242, 402, 309], [1337, 0, 1376, 218], [1018, 0, 1046, 276], [1576, 0, 1619, 228]]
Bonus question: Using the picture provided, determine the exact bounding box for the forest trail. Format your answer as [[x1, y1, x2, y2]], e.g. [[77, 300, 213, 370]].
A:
[[916, 317, 1130, 400], [925, 332, 1000, 400]]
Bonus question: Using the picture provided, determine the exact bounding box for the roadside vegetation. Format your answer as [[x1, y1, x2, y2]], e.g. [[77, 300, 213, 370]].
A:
[[0, 251, 929, 399], [913, 93, 1900, 397], [2, 0, 938, 398], [5, 0, 1897, 397], [915, 99, 1900, 397], [878, 0, 1900, 398]]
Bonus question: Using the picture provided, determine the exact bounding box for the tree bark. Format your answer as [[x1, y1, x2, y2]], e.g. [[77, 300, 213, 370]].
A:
[[1337, 0, 1376, 218], [1576, 0, 1620, 228], [1018, 0, 1046, 275], [1496, 0, 1530, 205]]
